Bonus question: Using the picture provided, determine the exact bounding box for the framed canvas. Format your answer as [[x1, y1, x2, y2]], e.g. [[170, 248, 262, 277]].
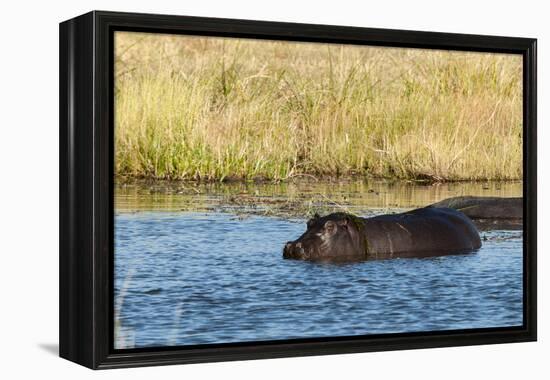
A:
[[59, 11, 537, 369]]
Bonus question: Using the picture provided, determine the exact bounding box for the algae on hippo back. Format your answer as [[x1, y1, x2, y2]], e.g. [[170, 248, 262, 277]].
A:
[[345, 213, 370, 257]]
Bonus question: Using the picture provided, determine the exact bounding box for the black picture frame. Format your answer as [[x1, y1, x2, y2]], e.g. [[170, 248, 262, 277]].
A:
[[59, 10, 537, 369]]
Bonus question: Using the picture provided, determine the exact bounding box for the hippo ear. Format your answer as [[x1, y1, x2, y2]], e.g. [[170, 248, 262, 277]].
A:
[[307, 213, 320, 227], [337, 216, 350, 227]]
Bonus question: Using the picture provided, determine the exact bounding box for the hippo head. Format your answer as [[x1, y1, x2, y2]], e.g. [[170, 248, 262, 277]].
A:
[[283, 212, 367, 261]]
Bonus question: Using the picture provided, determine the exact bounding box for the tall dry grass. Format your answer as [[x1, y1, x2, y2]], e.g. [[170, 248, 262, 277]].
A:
[[115, 32, 522, 182]]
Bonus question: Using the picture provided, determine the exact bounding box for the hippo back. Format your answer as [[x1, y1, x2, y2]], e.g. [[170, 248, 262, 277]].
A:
[[431, 196, 522, 220], [363, 207, 481, 259]]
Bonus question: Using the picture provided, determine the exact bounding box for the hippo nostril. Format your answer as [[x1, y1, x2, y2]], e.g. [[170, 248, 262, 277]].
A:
[[285, 242, 293, 250]]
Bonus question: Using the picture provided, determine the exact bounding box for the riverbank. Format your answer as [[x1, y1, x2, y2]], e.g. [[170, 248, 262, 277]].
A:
[[115, 33, 522, 182]]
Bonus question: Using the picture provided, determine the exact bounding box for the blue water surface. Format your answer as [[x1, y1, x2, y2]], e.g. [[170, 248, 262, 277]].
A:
[[114, 212, 523, 349]]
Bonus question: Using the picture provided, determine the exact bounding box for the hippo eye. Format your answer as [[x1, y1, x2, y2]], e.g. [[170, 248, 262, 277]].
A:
[[324, 220, 337, 233]]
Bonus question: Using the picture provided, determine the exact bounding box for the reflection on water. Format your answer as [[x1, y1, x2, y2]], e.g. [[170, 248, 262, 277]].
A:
[[114, 180, 523, 349]]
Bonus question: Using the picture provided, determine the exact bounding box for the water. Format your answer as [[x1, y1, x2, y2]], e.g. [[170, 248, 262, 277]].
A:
[[114, 180, 523, 349]]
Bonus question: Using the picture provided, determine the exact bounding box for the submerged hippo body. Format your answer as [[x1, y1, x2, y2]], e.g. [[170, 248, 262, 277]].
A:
[[430, 196, 523, 230], [283, 207, 481, 261]]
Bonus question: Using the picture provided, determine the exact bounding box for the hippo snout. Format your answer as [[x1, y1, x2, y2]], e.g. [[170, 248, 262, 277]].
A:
[[283, 241, 306, 259], [283, 242, 292, 258]]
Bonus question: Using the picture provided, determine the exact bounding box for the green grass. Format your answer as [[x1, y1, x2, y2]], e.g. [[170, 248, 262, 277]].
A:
[[115, 32, 523, 182]]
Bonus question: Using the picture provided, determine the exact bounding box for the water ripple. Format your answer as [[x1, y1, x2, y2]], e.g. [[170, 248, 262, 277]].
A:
[[114, 212, 523, 349]]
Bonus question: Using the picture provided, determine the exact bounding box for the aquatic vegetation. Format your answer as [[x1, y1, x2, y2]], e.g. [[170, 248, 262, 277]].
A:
[[115, 178, 522, 220], [115, 33, 522, 182]]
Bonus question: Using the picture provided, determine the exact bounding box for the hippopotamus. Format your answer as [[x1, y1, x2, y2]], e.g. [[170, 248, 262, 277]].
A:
[[430, 196, 523, 230], [283, 207, 481, 261]]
